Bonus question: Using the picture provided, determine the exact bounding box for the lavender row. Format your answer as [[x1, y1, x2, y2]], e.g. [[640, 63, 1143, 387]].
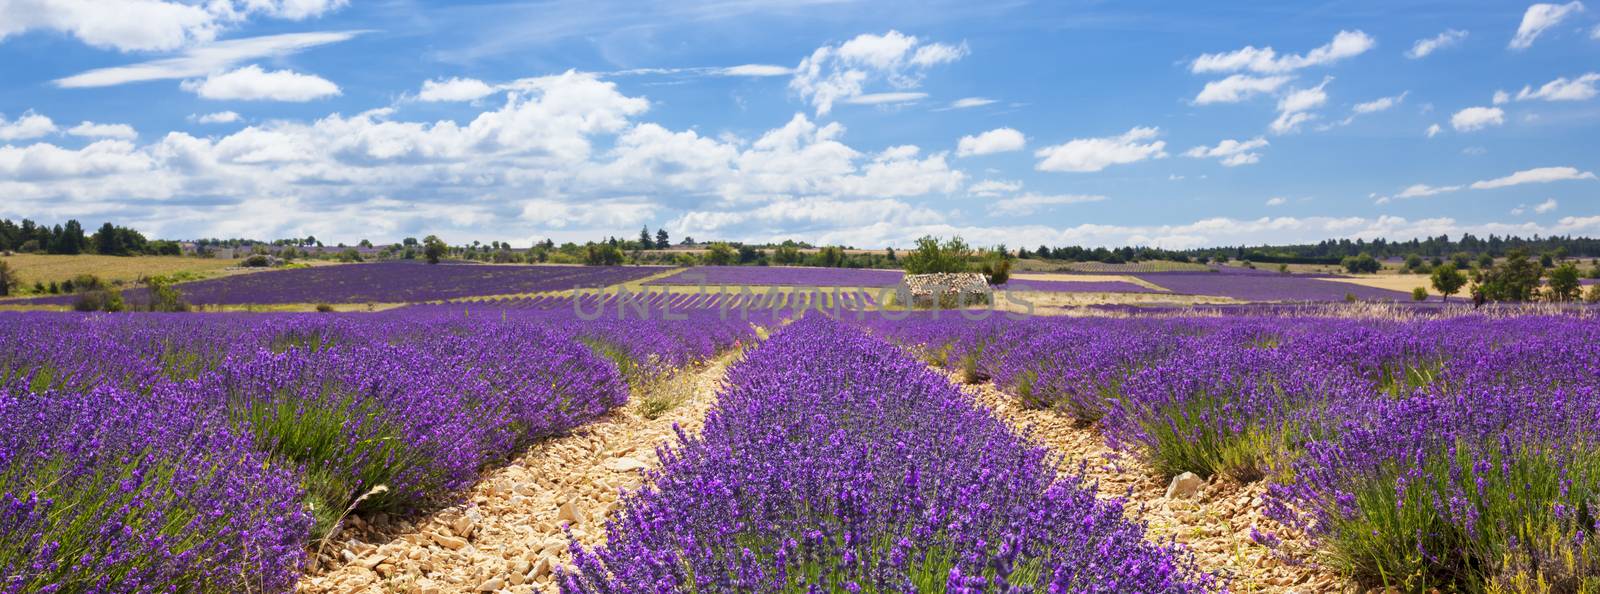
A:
[[998, 279, 1158, 293], [645, 265, 905, 287], [561, 316, 1214, 593], [859, 312, 1600, 591], [0, 309, 757, 593]]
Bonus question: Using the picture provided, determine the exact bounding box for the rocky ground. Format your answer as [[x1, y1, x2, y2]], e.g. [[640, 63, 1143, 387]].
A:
[[952, 375, 1348, 593], [297, 340, 1346, 594], [296, 354, 736, 594]]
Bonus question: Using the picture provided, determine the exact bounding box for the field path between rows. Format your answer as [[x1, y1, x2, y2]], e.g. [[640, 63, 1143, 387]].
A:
[[951, 376, 1347, 594], [298, 352, 738, 594]]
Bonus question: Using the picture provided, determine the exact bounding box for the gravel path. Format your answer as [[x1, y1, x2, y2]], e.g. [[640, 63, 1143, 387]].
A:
[[297, 354, 737, 594], [951, 376, 1348, 594]]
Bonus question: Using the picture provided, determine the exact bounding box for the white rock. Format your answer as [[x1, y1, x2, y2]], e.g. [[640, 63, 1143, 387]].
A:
[[604, 457, 649, 472], [1165, 472, 1205, 499]]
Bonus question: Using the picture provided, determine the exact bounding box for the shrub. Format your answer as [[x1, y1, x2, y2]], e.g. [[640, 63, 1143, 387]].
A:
[[0, 259, 15, 297], [901, 235, 972, 275], [242, 254, 272, 267], [72, 289, 124, 312], [1342, 253, 1382, 274], [315, 303, 335, 313], [1411, 287, 1428, 301], [1547, 262, 1581, 302], [1430, 263, 1467, 302], [1587, 284, 1600, 304]]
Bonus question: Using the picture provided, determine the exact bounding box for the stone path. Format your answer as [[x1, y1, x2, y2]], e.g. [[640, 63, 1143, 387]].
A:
[[951, 376, 1348, 593], [296, 353, 737, 594]]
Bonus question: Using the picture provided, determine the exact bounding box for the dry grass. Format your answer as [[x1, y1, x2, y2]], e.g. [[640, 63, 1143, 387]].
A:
[[1009, 272, 1171, 292], [1318, 274, 1440, 296], [1, 254, 243, 289]]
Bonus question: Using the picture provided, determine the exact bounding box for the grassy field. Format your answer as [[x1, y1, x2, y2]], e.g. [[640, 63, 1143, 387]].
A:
[[1319, 274, 1443, 296], [1, 254, 244, 291]]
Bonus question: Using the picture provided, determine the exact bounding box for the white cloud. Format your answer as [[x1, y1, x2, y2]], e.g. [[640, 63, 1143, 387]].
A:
[[0, 0, 347, 52], [1191, 30, 1375, 74], [1594, 23, 1600, 39], [947, 97, 997, 109], [55, 31, 362, 88], [1469, 166, 1596, 189], [1510, 2, 1585, 49], [1266, 197, 1287, 206], [66, 122, 137, 140], [1494, 90, 1511, 105], [180, 65, 340, 101], [1271, 78, 1331, 134], [1034, 127, 1167, 173], [0, 111, 58, 141], [790, 30, 966, 116], [840, 91, 927, 105], [1426, 123, 1442, 138], [190, 111, 241, 124], [1514, 73, 1600, 101], [417, 77, 498, 102], [1354, 91, 1408, 114], [968, 179, 1021, 197], [1183, 136, 1268, 166], [717, 64, 794, 77], [957, 128, 1026, 157], [993, 193, 1107, 215], [1535, 198, 1559, 213], [1450, 106, 1505, 131], [1407, 29, 1468, 58], [1396, 183, 1463, 198], [1193, 74, 1293, 104]]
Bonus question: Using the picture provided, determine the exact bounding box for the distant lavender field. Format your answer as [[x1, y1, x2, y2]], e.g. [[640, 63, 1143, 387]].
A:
[[1136, 272, 1408, 301], [19, 262, 665, 305], [646, 266, 904, 287], [999, 279, 1157, 293]]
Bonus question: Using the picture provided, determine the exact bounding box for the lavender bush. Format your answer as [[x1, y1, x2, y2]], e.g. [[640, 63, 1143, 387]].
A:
[[1134, 272, 1408, 301], [561, 316, 1214, 593]]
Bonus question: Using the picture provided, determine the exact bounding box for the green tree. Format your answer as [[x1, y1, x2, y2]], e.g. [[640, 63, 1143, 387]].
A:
[[901, 236, 973, 275], [584, 243, 624, 266], [1411, 287, 1429, 302], [885, 247, 897, 262], [638, 226, 653, 249], [1403, 254, 1424, 273], [1547, 262, 1582, 302], [1587, 284, 1600, 304], [1429, 263, 1467, 302], [0, 259, 16, 297], [771, 245, 802, 265], [423, 235, 447, 264], [979, 248, 1012, 285], [703, 243, 736, 265], [1478, 249, 1543, 301], [1477, 253, 1496, 269], [1450, 252, 1473, 269], [1341, 253, 1381, 274], [655, 229, 670, 250], [142, 275, 190, 312]]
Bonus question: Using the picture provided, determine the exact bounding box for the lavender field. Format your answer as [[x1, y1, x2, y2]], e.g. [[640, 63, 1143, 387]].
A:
[[0, 308, 755, 593], [862, 311, 1600, 592], [1136, 271, 1409, 301], [646, 265, 904, 287], [14, 262, 668, 306]]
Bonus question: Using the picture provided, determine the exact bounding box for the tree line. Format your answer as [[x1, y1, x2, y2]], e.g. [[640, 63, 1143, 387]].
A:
[[0, 219, 182, 256]]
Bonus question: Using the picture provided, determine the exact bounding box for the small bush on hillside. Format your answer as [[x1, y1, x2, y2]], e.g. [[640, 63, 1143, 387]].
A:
[[72, 289, 124, 312], [315, 303, 336, 313], [1411, 287, 1428, 302], [242, 254, 272, 267]]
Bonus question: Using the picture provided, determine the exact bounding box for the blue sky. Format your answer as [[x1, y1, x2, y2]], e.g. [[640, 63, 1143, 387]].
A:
[[0, 0, 1597, 248]]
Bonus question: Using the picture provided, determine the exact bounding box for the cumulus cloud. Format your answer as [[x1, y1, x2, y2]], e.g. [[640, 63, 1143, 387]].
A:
[[993, 193, 1107, 215], [55, 31, 362, 88], [789, 30, 967, 116], [180, 65, 340, 101], [968, 179, 1021, 197], [1033, 127, 1167, 173], [0, 0, 347, 52], [1450, 106, 1505, 131], [1513, 73, 1600, 101], [0, 111, 58, 141], [1510, 2, 1585, 49], [956, 128, 1026, 157], [1192, 74, 1293, 105], [1271, 78, 1331, 134], [67, 122, 137, 140], [190, 111, 242, 124], [1407, 29, 1468, 58], [1183, 136, 1268, 166], [1535, 198, 1559, 213], [417, 77, 498, 102], [1191, 30, 1375, 74], [1426, 123, 1442, 137]]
